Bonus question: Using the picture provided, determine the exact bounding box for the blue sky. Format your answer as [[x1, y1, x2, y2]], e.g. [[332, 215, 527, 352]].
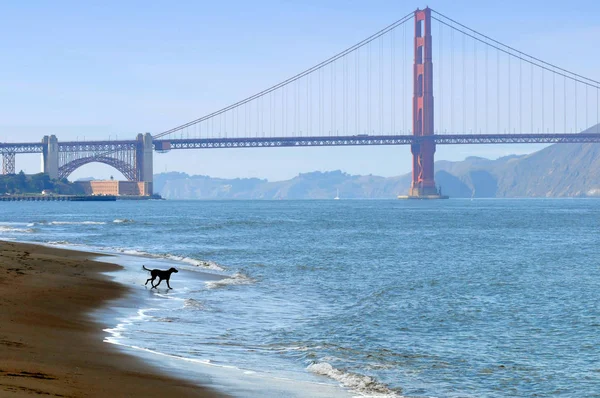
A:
[[1, 0, 599, 181]]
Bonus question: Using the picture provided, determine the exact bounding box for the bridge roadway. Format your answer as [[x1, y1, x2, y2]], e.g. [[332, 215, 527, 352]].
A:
[[2, 133, 600, 154], [153, 132, 600, 150], [6, 133, 600, 153], [0, 140, 137, 154]]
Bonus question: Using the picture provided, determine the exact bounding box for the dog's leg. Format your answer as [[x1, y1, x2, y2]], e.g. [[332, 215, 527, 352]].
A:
[[145, 277, 154, 286], [166, 277, 172, 289]]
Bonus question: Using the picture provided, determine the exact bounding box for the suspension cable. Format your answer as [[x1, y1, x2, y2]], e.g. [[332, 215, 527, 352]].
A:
[[156, 11, 414, 139], [431, 16, 600, 90], [431, 9, 600, 86]]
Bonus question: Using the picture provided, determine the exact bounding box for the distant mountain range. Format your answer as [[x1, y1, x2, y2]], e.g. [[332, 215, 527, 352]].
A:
[[153, 136, 600, 200]]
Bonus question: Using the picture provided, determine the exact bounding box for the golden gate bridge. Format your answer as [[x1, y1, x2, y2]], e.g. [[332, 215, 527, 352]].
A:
[[1, 7, 599, 198]]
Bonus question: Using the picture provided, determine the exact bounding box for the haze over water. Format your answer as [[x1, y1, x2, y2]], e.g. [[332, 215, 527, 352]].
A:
[[0, 199, 598, 397]]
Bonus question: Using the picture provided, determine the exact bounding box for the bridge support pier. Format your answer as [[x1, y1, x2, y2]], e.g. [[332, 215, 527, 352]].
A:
[[402, 7, 446, 199], [42, 135, 59, 179], [409, 141, 439, 197], [136, 133, 153, 194], [2, 152, 16, 175]]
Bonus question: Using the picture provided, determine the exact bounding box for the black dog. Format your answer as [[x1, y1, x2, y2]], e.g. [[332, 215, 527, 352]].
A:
[[143, 265, 179, 289]]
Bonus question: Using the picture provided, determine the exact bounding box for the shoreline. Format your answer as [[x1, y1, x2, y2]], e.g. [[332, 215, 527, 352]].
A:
[[0, 240, 224, 397]]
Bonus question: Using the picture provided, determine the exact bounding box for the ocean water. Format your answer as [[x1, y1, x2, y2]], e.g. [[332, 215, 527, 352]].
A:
[[0, 199, 598, 397]]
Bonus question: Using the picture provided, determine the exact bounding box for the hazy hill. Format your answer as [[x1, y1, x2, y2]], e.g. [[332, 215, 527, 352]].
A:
[[153, 170, 411, 200], [153, 131, 600, 199]]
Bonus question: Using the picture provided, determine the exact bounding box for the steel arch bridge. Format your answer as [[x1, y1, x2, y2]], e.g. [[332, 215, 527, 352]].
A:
[[55, 140, 138, 181]]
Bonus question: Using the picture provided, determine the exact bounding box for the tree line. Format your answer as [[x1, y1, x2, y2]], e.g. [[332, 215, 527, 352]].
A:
[[0, 171, 85, 195]]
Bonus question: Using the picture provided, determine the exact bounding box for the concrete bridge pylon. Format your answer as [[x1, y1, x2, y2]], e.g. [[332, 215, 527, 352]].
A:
[[42, 135, 59, 179], [136, 132, 153, 185]]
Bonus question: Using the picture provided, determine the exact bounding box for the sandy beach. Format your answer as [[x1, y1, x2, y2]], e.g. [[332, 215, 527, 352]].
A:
[[0, 240, 224, 397]]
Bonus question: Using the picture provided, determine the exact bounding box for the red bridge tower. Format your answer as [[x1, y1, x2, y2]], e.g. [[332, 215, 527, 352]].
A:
[[408, 7, 444, 198]]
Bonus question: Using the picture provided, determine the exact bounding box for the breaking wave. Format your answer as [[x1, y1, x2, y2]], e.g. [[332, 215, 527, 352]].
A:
[[205, 272, 255, 289], [46, 240, 73, 246], [307, 362, 399, 397], [49, 221, 106, 225], [0, 225, 35, 233], [113, 218, 134, 223], [184, 298, 205, 310], [116, 248, 225, 271], [40, 241, 225, 272]]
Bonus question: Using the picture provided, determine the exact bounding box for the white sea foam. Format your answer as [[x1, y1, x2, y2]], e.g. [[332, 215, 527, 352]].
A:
[[103, 308, 158, 344], [116, 248, 225, 271], [50, 221, 106, 225], [307, 362, 399, 397], [205, 272, 254, 289], [101, 340, 227, 369], [46, 240, 73, 246], [165, 255, 224, 271], [113, 218, 134, 223], [42, 240, 226, 273], [0, 225, 34, 233], [184, 298, 205, 310]]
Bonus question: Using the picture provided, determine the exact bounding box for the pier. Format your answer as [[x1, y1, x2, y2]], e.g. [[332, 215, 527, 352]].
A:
[[0, 195, 116, 202]]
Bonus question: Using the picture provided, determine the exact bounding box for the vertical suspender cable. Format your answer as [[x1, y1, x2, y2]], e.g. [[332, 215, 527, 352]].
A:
[[508, 52, 511, 133], [356, 50, 360, 133], [380, 35, 384, 134], [497, 48, 500, 133], [596, 87, 600, 134], [332, 62, 335, 135], [542, 69, 545, 133], [450, 25, 454, 133], [553, 72, 556, 133], [462, 34, 466, 133], [298, 76, 301, 135], [519, 57, 522, 134], [322, 68, 325, 134], [307, 75, 310, 136], [318, 69, 321, 135], [366, 42, 370, 133], [439, 19, 443, 133], [343, 56, 347, 134], [564, 76, 567, 134], [474, 38, 477, 133], [575, 80, 578, 132], [531, 62, 533, 133], [392, 27, 395, 134], [586, 84, 588, 131], [310, 74, 313, 135], [403, 22, 406, 133], [271, 92, 274, 137], [365, 42, 368, 134]]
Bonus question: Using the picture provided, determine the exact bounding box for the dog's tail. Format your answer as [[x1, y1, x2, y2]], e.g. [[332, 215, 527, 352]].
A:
[[143, 265, 151, 272]]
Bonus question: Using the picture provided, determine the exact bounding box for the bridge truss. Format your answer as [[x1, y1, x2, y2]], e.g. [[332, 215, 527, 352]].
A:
[[56, 141, 139, 180], [154, 131, 600, 151]]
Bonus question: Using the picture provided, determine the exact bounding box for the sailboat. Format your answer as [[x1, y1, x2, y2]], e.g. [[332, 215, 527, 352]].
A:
[[334, 188, 340, 200]]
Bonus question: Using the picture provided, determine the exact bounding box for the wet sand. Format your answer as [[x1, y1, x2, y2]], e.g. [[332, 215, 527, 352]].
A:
[[0, 240, 224, 397]]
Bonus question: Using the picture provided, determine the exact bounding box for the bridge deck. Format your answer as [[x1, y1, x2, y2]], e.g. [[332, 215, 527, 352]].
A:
[[3, 133, 600, 154], [153, 133, 600, 150]]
